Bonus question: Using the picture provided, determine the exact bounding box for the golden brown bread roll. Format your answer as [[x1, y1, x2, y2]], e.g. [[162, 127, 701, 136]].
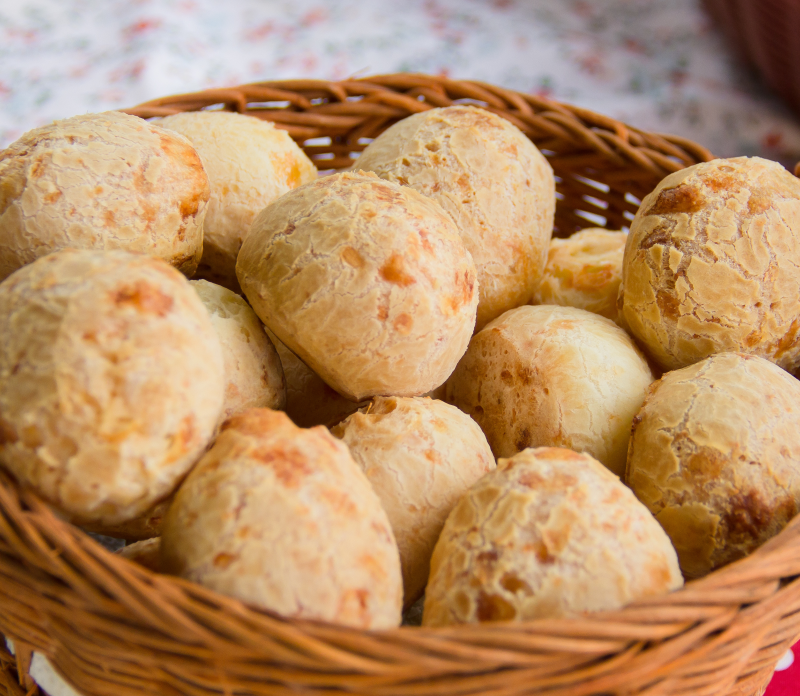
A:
[[446, 305, 653, 475], [236, 171, 478, 401], [157, 111, 317, 291], [191, 280, 285, 420], [619, 157, 800, 372], [356, 105, 555, 331], [0, 111, 209, 281], [626, 352, 800, 578], [331, 396, 495, 608], [0, 249, 224, 525], [422, 447, 683, 626], [533, 228, 627, 324], [161, 408, 403, 629]]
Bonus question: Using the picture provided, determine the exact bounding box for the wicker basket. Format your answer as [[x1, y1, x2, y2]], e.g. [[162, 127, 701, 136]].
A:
[[1, 74, 799, 696]]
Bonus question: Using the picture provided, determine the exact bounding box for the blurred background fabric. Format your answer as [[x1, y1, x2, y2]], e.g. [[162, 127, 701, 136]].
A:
[[3, 0, 800, 166]]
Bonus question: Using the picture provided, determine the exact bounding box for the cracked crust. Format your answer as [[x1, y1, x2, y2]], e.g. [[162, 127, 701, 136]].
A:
[[533, 228, 627, 324], [446, 305, 653, 475], [619, 157, 800, 371], [331, 396, 495, 608], [355, 106, 555, 331], [191, 280, 286, 421], [161, 408, 403, 629], [236, 171, 478, 401], [264, 327, 368, 428], [157, 111, 317, 292], [0, 111, 209, 281], [422, 447, 682, 626], [0, 249, 224, 525], [625, 352, 800, 578]]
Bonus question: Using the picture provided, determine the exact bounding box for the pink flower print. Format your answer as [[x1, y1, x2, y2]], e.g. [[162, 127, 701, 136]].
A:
[[6, 28, 38, 45], [123, 18, 162, 41], [624, 38, 647, 55], [110, 59, 146, 84], [300, 53, 318, 73], [245, 22, 275, 42], [301, 8, 328, 27], [577, 52, 605, 77]]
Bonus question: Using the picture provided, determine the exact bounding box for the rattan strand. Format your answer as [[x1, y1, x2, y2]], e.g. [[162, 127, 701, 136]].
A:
[[1, 74, 798, 696]]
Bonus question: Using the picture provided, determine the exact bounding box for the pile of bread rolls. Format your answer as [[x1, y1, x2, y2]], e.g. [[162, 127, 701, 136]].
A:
[[1, 102, 799, 632]]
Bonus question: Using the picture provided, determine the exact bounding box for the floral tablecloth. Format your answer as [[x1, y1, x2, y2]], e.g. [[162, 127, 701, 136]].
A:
[[3, 0, 800, 166], [0, 0, 799, 694]]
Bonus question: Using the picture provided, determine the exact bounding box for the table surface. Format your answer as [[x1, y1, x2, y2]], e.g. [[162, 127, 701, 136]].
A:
[[1, 1, 799, 694]]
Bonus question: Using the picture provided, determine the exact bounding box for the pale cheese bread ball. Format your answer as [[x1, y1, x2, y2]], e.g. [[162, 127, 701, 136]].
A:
[[0, 249, 224, 525], [157, 111, 317, 291], [82, 495, 171, 541], [191, 280, 285, 420], [619, 157, 800, 372], [264, 327, 367, 428], [422, 447, 683, 626], [237, 171, 478, 401], [118, 537, 161, 573], [447, 305, 653, 475], [626, 352, 800, 578], [356, 106, 555, 331], [533, 228, 627, 324], [331, 397, 496, 607], [161, 408, 403, 629], [0, 111, 209, 281]]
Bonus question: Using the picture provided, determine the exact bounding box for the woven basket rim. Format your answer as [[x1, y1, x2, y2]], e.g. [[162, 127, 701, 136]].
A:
[[2, 74, 799, 696], [5, 467, 800, 635]]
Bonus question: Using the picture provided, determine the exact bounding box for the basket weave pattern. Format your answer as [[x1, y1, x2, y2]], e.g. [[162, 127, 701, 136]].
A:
[[1, 74, 798, 696]]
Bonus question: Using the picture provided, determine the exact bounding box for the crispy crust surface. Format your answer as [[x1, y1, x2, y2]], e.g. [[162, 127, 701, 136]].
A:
[[158, 111, 316, 291], [533, 228, 626, 323], [626, 352, 800, 578], [356, 106, 555, 330], [191, 280, 285, 420], [161, 408, 403, 629], [619, 157, 800, 371], [0, 111, 209, 280], [422, 447, 682, 626], [237, 171, 478, 401], [331, 396, 495, 607], [446, 305, 653, 475], [0, 249, 224, 525]]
